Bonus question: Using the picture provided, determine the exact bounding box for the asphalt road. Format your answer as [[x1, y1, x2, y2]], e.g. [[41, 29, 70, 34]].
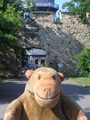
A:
[[0, 77, 90, 120]]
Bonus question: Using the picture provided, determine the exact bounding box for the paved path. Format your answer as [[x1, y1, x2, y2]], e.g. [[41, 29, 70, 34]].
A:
[[0, 77, 90, 120], [62, 80, 90, 120]]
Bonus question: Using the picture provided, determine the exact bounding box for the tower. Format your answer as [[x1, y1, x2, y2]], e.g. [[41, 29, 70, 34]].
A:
[[33, 0, 59, 22], [35, 0, 59, 12]]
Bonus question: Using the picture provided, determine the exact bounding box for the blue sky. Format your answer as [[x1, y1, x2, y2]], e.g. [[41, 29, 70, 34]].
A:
[[55, 0, 71, 11]]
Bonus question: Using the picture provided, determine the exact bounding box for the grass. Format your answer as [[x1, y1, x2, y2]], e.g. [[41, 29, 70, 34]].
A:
[[66, 76, 90, 88]]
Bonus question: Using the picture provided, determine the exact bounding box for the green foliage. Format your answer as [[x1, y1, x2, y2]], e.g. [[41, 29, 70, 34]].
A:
[[73, 48, 90, 77], [41, 63, 46, 67], [0, 74, 6, 82], [12, 0, 24, 12], [56, 17, 60, 22], [24, 0, 37, 13], [62, 1, 75, 12], [0, 4, 23, 53], [56, 11, 60, 22], [0, 0, 24, 12], [0, 0, 37, 54], [62, 0, 90, 23]]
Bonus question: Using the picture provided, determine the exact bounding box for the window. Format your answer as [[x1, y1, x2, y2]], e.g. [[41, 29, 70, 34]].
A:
[[41, 60, 45, 64], [35, 59, 38, 64]]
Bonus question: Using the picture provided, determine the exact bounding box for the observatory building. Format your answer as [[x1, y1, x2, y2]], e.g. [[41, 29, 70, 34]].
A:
[[35, 0, 59, 12], [33, 0, 59, 22]]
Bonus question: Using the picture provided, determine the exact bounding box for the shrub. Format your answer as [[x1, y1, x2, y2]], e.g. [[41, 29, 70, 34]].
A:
[[73, 48, 90, 77], [41, 63, 46, 67], [0, 74, 6, 82]]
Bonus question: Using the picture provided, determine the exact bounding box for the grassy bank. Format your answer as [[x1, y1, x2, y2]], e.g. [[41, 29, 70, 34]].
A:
[[66, 76, 90, 88]]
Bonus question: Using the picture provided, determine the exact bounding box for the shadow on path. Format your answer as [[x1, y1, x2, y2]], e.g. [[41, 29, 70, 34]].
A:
[[62, 83, 90, 101], [62, 80, 90, 120], [0, 76, 27, 104]]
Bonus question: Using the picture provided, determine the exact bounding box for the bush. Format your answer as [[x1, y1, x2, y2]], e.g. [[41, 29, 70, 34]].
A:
[[0, 74, 6, 82], [41, 63, 46, 67], [73, 48, 90, 77]]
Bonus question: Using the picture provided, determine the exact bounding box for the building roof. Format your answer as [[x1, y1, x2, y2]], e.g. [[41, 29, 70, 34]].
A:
[[26, 48, 46, 56]]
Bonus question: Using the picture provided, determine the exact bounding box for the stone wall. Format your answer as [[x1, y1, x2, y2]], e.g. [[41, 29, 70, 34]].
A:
[[32, 12, 54, 23], [18, 11, 90, 75], [0, 48, 21, 77], [60, 12, 90, 47], [1, 11, 90, 76]]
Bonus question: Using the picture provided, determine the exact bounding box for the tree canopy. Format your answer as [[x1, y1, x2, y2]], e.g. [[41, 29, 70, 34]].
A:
[[0, 0, 37, 53], [0, 0, 24, 53], [62, 0, 90, 23], [24, 0, 37, 13]]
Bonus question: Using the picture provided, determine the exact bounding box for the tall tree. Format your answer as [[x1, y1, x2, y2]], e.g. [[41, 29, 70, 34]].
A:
[[0, 0, 23, 53], [0, 0, 37, 53]]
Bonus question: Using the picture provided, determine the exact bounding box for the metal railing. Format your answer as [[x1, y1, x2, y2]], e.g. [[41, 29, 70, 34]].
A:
[[35, 3, 59, 9]]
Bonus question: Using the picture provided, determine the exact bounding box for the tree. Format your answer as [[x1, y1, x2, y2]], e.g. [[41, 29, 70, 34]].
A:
[[73, 48, 90, 77], [0, 0, 23, 53], [0, 0, 24, 12], [12, 0, 24, 12], [62, 0, 90, 23], [0, 4, 23, 53], [24, 0, 37, 13]]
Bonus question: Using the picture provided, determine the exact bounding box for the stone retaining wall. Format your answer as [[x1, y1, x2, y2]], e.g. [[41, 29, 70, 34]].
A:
[[0, 12, 90, 76], [18, 12, 90, 75]]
